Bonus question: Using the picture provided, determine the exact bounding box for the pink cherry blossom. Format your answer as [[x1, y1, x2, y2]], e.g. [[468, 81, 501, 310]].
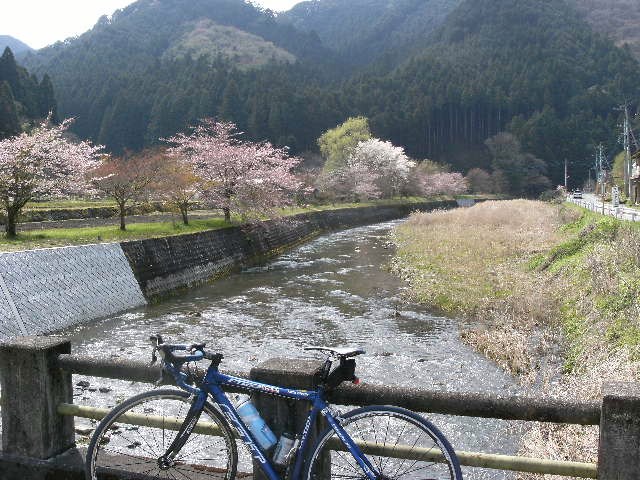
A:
[[165, 119, 301, 222], [417, 172, 468, 196], [0, 116, 103, 237]]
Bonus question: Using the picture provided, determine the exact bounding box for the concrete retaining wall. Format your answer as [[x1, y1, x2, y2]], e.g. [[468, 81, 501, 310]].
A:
[[0, 244, 146, 341], [121, 201, 455, 298]]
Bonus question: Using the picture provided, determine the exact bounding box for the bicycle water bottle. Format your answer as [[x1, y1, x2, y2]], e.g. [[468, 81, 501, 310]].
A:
[[272, 432, 296, 466], [235, 395, 277, 450]]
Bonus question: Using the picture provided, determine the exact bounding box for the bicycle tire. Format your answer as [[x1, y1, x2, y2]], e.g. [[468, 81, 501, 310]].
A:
[[86, 388, 238, 480], [305, 405, 463, 480]]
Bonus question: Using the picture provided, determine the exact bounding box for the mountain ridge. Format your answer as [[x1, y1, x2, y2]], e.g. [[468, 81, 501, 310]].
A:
[[0, 35, 33, 55], [16, 0, 640, 190]]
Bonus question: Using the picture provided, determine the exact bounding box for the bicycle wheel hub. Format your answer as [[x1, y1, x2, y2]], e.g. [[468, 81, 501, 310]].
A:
[[158, 455, 175, 470]]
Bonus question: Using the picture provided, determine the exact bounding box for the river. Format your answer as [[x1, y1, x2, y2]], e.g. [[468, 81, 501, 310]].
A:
[[58, 219, 521, 479]]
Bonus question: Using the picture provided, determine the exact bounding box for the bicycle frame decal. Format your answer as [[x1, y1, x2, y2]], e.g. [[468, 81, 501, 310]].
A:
[[216, 371, 314, 401]]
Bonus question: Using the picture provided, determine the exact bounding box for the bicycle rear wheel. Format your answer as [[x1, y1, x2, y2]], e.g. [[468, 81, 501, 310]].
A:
[[86, 389, 238, 480], [306, 405, 462, 480]]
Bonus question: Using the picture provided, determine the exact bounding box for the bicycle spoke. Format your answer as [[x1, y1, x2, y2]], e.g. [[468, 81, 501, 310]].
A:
[[307, 408, 460, 480], [88, 391, 237, 480], [389, 428, 428, 478], [368, 416, 384, 473], [379, 415, 393, 472], [394, 461, 440, 478], [333, 449, 365, 476]]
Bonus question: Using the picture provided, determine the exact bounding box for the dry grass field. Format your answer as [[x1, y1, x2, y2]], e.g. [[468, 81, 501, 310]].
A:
[[392, 200, 640, 477]]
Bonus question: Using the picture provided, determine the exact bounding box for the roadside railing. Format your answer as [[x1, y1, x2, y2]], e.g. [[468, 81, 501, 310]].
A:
[[571, 197, 640, 221], [1, 336, 639, 479]]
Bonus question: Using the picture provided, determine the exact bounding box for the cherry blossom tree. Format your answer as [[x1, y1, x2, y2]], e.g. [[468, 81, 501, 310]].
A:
[[348, 139, 415, 197], [91, 150, 164, 231], [318, 138, 414, 200], [417, 172, 468, 196], [165, 119, 301, 222], [0, 117, 103, 237], [317, 164, 381, 203], [155, 157, 200, 225]]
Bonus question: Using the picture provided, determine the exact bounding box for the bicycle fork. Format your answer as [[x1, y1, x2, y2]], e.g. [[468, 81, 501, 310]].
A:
[[157, 392, 207, 469], [320, 407, 379, 480]]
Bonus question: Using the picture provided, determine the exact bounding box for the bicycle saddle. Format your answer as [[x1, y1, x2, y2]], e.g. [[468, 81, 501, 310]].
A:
[[304, 346, 366, 358]]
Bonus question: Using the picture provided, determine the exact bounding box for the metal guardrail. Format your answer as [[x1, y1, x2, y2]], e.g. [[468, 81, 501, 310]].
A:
[[56, 402, 597, 478], [52, 353, 600, 478]]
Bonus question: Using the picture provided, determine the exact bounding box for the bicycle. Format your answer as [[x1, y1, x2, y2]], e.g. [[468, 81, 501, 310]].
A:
[[86, 334, 463, 480]]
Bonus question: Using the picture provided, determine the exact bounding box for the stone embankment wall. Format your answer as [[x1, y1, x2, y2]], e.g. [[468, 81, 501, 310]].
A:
[[0, 201, 456, 339], [122, 202, 454, 297]]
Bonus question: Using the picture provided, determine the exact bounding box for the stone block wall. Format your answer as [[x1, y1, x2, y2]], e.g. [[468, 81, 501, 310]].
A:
[[122, 201, 455, 298]]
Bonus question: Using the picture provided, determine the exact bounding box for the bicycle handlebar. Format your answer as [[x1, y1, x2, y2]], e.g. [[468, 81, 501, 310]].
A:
[[149, 334, 221, 366]]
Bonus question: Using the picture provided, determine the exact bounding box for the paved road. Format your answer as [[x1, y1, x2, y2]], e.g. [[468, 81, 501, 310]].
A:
[[13, 210, 223, 231], [568, 193, 640, 222]]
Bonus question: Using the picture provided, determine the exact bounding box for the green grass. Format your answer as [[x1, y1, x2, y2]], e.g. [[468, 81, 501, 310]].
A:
[[0, 218, 232, 251]]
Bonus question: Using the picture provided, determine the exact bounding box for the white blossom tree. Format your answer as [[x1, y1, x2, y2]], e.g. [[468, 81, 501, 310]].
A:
[[418, 172, 468, 196], [166, 119, 301, 222], [317, 164, 381, 203], [349, 139, 415, 197], [0, 117, 103, 237]]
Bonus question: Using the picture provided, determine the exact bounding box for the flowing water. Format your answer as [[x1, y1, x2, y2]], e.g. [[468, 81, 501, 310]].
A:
[[57, 220, 522, 479]]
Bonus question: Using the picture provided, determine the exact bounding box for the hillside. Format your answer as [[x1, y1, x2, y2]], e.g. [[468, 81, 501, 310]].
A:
[[280, 0, 461, 64], [573, 0, 640, 61], [21, 0, 337, 153], [162, 19, 296, 67], [341, 0, 640, 186], [18, 0, 640, 190], [0, 48, 57, 138], [0, 36, 33, 56]]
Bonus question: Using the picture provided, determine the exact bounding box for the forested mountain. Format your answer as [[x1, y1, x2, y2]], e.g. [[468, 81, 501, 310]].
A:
[[279, 0, 461, 65], [18, 0, 640, 190], [572, 0, 640, 61], [0, 36, 33, 56], [339, 0, 640, 186], [0, 48, 57, 138], [21, 0, 339, 152]]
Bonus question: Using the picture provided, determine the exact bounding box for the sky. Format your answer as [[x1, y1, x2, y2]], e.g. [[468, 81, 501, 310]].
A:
[[1, 0, 301, 50]]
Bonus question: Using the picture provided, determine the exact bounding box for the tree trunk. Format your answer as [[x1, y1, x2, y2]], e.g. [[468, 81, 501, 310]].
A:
[[181, 206, 189, 225], [5, 208, 17, 238], [223, 207, 231, 223], [119, 202, 126, 231]]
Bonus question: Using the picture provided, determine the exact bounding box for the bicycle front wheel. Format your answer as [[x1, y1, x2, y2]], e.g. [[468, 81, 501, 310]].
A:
[[306, 405, 462, 480], [86, 388, 238, 480]]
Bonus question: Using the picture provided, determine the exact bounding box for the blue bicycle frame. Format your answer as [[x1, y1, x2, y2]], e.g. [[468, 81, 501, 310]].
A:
[[163, 358, 378, 480]]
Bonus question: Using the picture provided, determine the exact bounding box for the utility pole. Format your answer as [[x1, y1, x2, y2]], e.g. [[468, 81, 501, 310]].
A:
[[564, 158, 568, 190], [624, 103, 632, 198], [596, 144, 606, 214], [617, 102, 633, 198]]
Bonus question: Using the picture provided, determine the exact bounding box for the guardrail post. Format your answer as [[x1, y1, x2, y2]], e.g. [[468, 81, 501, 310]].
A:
[[0, 336, 74, 459], [250, 357, 327, 480], [598, 382, 640, 479]]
